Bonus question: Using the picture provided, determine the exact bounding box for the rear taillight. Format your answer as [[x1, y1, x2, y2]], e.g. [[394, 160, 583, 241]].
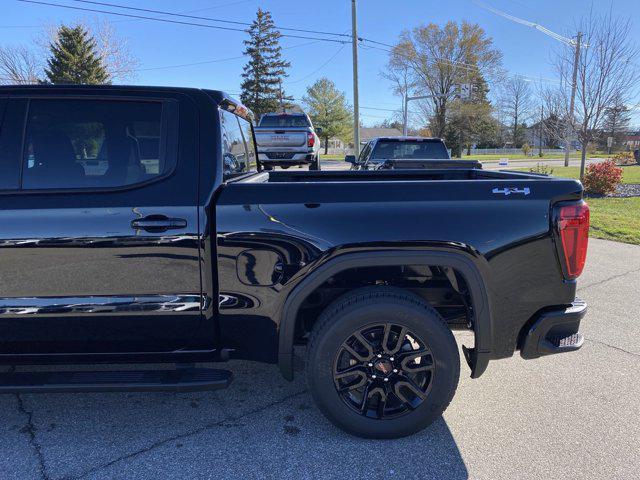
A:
[[557, 202, 590, 279], [307, 132, 315, 148]]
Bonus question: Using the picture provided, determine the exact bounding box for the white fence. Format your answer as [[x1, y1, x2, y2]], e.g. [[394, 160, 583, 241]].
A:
[[468, 148, 566, 156]]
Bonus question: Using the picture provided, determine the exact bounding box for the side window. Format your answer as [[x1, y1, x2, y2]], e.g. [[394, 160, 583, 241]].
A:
[[237, 116, 257, 172], [0, 98, 26, 190], [220, 109, 248, 178], [22, 99, 176, 190]]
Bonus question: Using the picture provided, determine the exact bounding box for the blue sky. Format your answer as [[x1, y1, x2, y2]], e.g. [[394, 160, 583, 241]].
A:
[[1, 0, 639, 126]]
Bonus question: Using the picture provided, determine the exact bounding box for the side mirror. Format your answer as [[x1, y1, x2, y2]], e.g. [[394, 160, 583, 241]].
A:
[[344, 155, 356, 163], [315, 126, 323, 134]]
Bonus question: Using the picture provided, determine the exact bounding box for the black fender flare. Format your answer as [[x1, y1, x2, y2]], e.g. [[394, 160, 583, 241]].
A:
[[278, 250, 493, 380]]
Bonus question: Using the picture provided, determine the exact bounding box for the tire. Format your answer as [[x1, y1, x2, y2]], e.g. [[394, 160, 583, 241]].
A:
[[309, 156, 321, 171], [306, 286, 460, 439]]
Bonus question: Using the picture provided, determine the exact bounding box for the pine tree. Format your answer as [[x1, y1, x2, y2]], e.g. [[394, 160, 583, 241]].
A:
[[602, 99, 631, 152], [44, 25, 110, 85], [240, 9, 291, 118]]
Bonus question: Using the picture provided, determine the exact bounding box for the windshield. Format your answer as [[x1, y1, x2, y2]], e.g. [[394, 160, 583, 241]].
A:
[[370, 140, 449, 160], [259, 114, 310, 128]]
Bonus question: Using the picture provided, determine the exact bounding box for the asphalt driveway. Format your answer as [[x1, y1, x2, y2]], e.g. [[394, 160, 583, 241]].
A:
[[2, 237, 639, 480]]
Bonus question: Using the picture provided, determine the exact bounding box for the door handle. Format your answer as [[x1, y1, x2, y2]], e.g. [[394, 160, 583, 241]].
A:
[[131, 215, 187, 232]]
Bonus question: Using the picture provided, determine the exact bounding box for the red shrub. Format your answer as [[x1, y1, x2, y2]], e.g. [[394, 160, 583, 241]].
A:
[[583, 159, 623, 195]]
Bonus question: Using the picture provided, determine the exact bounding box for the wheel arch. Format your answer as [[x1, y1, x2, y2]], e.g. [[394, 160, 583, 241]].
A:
[[278, 249, 492, 380]]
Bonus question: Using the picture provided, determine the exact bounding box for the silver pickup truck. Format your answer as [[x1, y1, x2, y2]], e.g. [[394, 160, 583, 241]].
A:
[[254, 112, 322, 170]]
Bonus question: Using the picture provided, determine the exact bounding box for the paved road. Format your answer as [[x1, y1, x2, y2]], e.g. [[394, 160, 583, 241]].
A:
[[2, 238, 638, 480]]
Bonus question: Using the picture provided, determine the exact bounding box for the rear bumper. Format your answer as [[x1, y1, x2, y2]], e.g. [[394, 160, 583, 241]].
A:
[[520, 300, 587, 359], [258, 153, 315, 165]]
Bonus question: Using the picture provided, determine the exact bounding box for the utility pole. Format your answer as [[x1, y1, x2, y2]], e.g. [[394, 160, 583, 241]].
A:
[[351, 0, 360, 156], [564, 31, 582, 167], [278, 79, 285, 113], [539, 104, 544, 157], [403, 94, 408, 136]]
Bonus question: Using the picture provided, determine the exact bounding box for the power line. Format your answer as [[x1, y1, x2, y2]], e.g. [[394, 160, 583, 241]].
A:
[[16, 0, 350, 44], [472, 0, 576, 46], [286, 45, 346, 84], [140, 55, 245, 72], [360, 42, 560, 84], [141, 40, 322, 71], [69, 0, 351, 39]]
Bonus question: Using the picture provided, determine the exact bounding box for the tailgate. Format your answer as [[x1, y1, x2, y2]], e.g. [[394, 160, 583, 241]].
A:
[[255, 129, 307, 148]]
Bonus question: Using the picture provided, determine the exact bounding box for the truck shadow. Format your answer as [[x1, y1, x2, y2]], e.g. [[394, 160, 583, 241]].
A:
[[3, 360, 469, 479]]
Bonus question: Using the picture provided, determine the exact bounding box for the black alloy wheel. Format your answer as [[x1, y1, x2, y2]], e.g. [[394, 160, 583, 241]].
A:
[[333, 323, 434, 419]]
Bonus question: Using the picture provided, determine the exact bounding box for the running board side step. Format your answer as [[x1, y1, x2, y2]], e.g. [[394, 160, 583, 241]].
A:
[[0, 368, 232, 394]]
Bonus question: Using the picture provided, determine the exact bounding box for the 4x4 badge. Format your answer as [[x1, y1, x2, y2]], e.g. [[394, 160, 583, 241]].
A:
[[492, 187, 531, 196]]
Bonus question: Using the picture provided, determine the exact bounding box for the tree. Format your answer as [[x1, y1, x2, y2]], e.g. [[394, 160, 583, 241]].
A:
[[445, 73, 496, 156], [602, 98, 631, 152], [500, 77, 534, 147], [389, 21, 502, 138], [44, 25, 109, 84], [302, 78, 352, 154], [240, 9, 291, 119], [554, 10, 639, 178], [0, 45, 40, 84]]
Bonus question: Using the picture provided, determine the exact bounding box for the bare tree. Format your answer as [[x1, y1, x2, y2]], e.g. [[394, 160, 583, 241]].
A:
[[0, 45, 40, 85], [499, 76, 534, 147], [380, 56, 416, 127], [554, 9, 639, 177], [389, 21, 502, 138]]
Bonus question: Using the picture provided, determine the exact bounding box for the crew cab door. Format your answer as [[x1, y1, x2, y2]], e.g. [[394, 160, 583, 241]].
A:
[[0, 92, 204, 356]]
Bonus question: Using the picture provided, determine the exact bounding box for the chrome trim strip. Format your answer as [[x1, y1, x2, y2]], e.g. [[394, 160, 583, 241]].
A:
[[0, 294, 203, 316]]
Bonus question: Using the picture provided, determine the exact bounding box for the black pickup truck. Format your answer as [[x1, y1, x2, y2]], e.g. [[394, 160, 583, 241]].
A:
[[0, 85, 589, 439]]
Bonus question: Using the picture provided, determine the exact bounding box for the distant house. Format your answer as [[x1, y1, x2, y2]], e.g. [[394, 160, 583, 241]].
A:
[[359, 127, 403, 142], [525, 121, 581, 150], [623, 132, 640, 149]]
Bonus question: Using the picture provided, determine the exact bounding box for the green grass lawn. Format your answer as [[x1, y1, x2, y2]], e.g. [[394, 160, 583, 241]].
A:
[[515, 165, 640, 184], [320, 154, 346, 161], [587, 197, 640, 245]]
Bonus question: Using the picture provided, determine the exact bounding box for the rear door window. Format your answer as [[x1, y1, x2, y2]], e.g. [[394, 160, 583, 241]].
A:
[[21, 99, 177, 190]]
